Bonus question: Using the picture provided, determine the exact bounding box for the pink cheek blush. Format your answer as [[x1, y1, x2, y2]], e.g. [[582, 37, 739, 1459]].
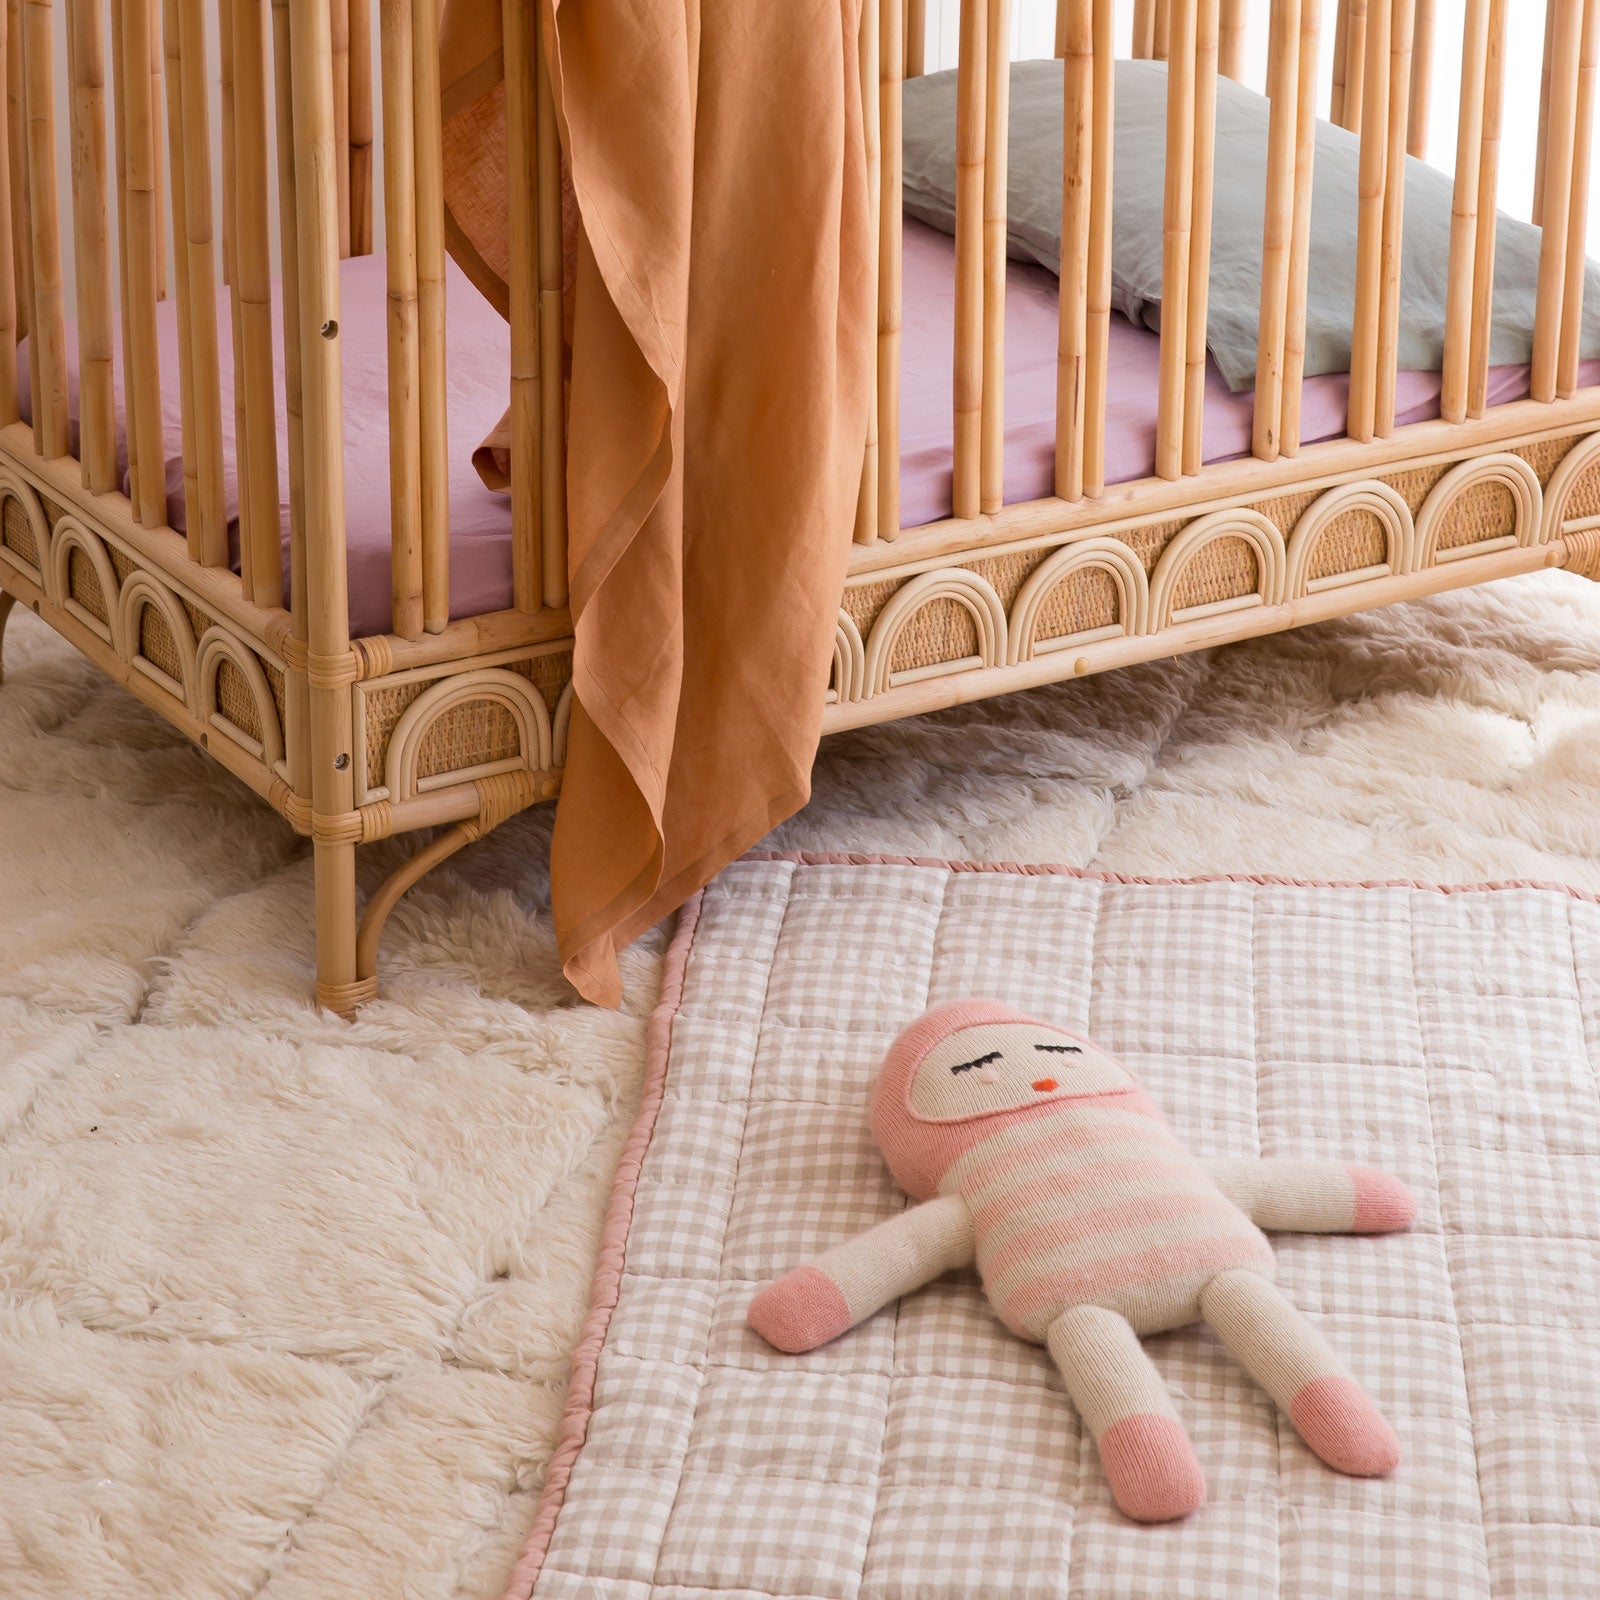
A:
[[976, 1067, 1000, 1084]]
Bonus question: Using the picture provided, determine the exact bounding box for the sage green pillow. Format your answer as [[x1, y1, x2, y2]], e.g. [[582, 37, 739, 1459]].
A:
[[903, 57, 1600, 392]]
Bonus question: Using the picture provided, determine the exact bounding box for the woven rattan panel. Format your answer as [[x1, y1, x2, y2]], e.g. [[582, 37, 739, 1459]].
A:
[[1437, 479, 1517, 551], [67, 546, 109, 624], [138, 604, 184, 684], [1308, 506, 1388, 579], [1, 493, 37, 569], [362, 649, 573, 790], [1036, 564, 1121, 642], [1518, 432, 1582, 487], [416, 699, 522, 781], [1170, 533, 1259, 611], [215, 658, 263, 742], [888, 597, 978, 675]]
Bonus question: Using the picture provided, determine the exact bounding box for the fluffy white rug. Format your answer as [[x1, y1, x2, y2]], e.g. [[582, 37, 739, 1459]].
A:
[[5, 569, 1600, 1599]]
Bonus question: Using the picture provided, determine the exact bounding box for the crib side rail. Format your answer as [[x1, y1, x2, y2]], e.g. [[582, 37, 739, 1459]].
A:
[[872, 0, 1600, 554]]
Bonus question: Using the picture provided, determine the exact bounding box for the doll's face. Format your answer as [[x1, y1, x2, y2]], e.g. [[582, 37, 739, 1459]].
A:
[[906, 1021, 1133, 1121]]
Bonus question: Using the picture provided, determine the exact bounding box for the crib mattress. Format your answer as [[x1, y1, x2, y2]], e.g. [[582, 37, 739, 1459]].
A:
[[18, 225, 1588, 638]]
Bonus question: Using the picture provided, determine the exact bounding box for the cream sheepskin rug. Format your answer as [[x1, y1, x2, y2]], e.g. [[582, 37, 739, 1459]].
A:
[[5, 570, 1600, 1599]]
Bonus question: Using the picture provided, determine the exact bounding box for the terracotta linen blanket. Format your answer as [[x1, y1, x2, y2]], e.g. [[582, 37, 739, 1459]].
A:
[[439, 0, 874, 1006]]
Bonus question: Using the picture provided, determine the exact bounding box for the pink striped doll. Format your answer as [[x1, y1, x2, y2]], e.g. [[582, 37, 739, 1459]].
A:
[[748, 999, 1415, 1522]]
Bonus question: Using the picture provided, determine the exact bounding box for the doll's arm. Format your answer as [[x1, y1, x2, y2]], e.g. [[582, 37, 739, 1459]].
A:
[[1203, 1158, 1415, 1235], [747, 1194, 975, 1353]]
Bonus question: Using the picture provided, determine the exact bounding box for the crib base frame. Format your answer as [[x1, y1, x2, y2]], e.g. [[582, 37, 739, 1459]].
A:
[[7, 405, 1600, 1013]]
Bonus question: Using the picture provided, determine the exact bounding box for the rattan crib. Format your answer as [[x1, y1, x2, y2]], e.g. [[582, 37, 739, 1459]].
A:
[[2, 0, 1600, 1013]]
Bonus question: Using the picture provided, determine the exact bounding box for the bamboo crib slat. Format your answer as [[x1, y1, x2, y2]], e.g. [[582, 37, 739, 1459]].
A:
[[234, 0, 282, 606], [0, 0, 15, 428], [64, 0, 114, 488], [159, 0, 196, 525], [952, 0, 985, 521], [331, 0, 350, 257], [21, 0, 67, 458], [1133, 0, 1156, 60], [219, 0, 249, 592], [413, 0, 449, 630], [1558, 0, 1600, 399], [1154, 0, 1171, 60], [1374, 0, 1415, 437], [1532, 0, 1584, 403], [271, 0, 309, 800], [906, 0, 925, 78], [1055, 0, 1091, 502], [1339, 0, 1369, 134], [6, 0, 31, 381], [1407, 0, 1433, 158], [381, 0, 422, 634], [1181, 0, 1219, 477], [177, 0, 228, 564], [1154, 0, 1197, 483], [1082, 0, 1113, 499], [1278, 0, 1321, 456], [535, 6, 566, 608], [147, 0, 162, 300], [1535, 0, 1557, 227], [1441, 0, 1491, 425], [1330, 0, 1349, 125], [348, 0, 372, 254], [108, 0, 130, 493], [980, 0, 1010, 515], [1346, 0, 1390, 443], [119, 0, 166, 528], [504, 0, 540, 606], [219, 0, 232, 284], [879, 0, 903, 538], [1252, 0, 1300, 462], [856, 0, 881, 545], [1467, 0, 1508, 418], [1218, 0, 1245, 79]]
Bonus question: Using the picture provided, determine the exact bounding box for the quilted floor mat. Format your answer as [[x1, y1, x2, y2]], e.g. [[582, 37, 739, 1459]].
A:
[[505, 854, 1600, 1600]]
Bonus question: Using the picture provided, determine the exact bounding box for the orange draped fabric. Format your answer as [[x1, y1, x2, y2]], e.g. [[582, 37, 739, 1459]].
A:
[[439, 0, 873, 1005]]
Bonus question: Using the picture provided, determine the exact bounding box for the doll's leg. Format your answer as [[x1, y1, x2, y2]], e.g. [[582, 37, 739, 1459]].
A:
[[1047, 1304, 1206, 1522], [1200, 1268, 1400, 1476]]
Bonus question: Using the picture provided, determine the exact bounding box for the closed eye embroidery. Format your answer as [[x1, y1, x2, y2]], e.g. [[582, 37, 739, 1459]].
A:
[[951, 1051, 1003, 1074], [1034, 1043, 1083, 1054]]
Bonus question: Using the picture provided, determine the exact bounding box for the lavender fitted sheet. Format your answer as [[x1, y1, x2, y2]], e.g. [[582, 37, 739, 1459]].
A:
[[20, 224, 1584, 637]]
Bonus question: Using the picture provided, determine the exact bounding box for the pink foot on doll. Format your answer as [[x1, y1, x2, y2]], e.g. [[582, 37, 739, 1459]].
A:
[[1098, 1413, 1208, 1522], [1347, 1166, 1417, 1233], [1290, 1374, 1402, 1476], [747, 1266, 853, 1353]]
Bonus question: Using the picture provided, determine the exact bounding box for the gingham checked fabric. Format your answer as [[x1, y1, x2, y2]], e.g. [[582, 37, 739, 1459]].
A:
[[518, 857, 1600, 1600]]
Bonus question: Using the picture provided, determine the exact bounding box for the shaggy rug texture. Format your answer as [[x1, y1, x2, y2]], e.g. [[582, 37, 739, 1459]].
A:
[[4, 568, 1600, 1599]]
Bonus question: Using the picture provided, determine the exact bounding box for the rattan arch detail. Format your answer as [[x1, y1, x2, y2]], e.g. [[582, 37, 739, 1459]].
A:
[[1286, 480, 1418, 597], [47, 517, 121, 644], [116, 571, 199, 708], [384, 667, 555, 803], [1148, 508, 1288, 630], [1416, 452, 1544, 566], [863, 568, 1008, 696], [197, 626, 286, 770], [1006, 538, 1151, 664]]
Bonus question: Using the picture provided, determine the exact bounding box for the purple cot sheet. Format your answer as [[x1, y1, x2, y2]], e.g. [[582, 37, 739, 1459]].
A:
[[20, 223, 1587, 637]]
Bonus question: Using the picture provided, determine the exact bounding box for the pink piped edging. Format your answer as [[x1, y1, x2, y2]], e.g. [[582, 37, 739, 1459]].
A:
[[499, 889, 705, 1600], [501, 850, 1600, 1599]]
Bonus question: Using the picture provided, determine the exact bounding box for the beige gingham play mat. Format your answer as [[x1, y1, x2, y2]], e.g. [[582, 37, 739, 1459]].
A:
[[504, 854, 1600, 1600]]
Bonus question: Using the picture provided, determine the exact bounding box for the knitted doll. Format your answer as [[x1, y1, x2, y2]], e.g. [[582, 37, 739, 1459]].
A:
[[747, 999, 1415, 1522]]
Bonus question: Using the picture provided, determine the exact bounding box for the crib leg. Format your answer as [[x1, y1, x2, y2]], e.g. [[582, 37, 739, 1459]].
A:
[[0, 588, 14, 686], [314, 838, 374, 1017]]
